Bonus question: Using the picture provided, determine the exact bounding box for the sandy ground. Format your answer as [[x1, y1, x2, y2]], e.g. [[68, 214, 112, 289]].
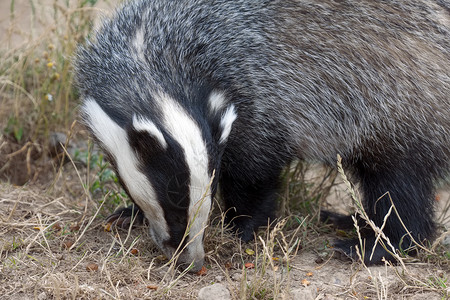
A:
[[0, 158, 448, 299]]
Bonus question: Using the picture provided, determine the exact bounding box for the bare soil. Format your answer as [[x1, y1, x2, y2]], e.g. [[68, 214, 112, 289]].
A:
[[0, 135, 448, 299]]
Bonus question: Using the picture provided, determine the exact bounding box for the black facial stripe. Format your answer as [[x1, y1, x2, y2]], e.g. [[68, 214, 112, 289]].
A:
[[128, 127, 191, 249]]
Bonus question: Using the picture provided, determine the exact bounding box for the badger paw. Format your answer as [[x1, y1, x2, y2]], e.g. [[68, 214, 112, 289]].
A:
[[227, 216, 260, 242], [105, 205, 144, 229], [332, 237, 398, 265], [320, 210, 366, 230]]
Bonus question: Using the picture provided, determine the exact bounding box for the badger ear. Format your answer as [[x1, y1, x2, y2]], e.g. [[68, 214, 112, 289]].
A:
[[127, 115, 168, 154], [207, 91, 237, 145], [218, 104, 237, 145]]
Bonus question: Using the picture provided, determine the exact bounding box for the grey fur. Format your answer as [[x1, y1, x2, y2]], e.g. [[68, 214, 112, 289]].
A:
[[75, 0, 450, 269]]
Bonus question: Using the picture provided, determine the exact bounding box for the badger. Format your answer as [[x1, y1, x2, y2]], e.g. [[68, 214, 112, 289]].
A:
[[74, 0, 450, 272]]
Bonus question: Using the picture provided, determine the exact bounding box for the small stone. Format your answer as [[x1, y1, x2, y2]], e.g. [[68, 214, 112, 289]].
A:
[[48, 132, 67, 157], [215, 275, 224, 282], [315, 257, 324, 264], [442, 235, 450, 246], [231, 272, 242, 281], [37, 292, 47, 300], [198, 283, 231, 300], [290, 286, 317, 300]]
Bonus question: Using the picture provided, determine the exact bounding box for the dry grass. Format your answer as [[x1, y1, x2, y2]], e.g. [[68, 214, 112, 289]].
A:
[[0, 0, 102, 186], [1, 157, 448, 299], [0, 0, 449, 299]]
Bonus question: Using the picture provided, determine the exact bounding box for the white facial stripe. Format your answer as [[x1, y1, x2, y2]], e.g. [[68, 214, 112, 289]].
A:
[[208, 91, 226, 114], [219, 104, 237, 144], [156, 92, 211, 256], [132, 115, 168, 149], [81, 98, 169, 240]]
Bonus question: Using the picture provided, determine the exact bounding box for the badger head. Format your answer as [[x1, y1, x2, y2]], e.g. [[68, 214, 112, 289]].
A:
[[81, 90, 236, 272]]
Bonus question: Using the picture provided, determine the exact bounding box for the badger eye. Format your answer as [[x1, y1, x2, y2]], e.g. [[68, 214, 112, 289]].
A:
[[165, 172, 190, 209]]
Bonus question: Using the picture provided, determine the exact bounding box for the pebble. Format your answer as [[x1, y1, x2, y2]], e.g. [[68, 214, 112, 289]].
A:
[[442, 235, 450, 246], [290, 286, 317, 300], [231, 272, 242, 281], [37, 292, 47, 300], [198, 283, 231, 300], [48, 132, 68, 156]]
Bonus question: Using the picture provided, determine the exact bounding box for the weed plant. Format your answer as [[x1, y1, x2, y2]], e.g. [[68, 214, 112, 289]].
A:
[[1, 0, 101, 144]]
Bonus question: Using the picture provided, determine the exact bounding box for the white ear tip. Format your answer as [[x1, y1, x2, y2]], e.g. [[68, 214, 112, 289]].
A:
[[219, 105, 237, 144]]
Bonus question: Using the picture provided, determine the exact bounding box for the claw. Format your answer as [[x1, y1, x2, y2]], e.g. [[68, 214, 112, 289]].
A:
[[105, 205, 144, 229]]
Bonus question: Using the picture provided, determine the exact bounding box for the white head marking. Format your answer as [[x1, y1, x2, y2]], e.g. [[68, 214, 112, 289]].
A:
[[81, 98, 169, 240], [208, 91, 227, 114], [132, 115, 168, 149], [132, 27, 146, 60], [156, 91, 211, 265], [219, 104, 237, 144]]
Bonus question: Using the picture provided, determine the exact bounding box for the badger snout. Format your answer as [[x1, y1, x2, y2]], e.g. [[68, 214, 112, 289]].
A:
[[174, 239, 206, 273], [177, 255, 205, 273], [159, 244, 205, 273], [148, 222, 206, 273]]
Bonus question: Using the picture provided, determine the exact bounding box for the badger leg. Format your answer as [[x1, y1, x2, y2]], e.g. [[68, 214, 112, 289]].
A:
[[320, 210, 366, 230], [220, 168, 283, 242], [105, 204, 145, 229], [334, 161, 436, 264]]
